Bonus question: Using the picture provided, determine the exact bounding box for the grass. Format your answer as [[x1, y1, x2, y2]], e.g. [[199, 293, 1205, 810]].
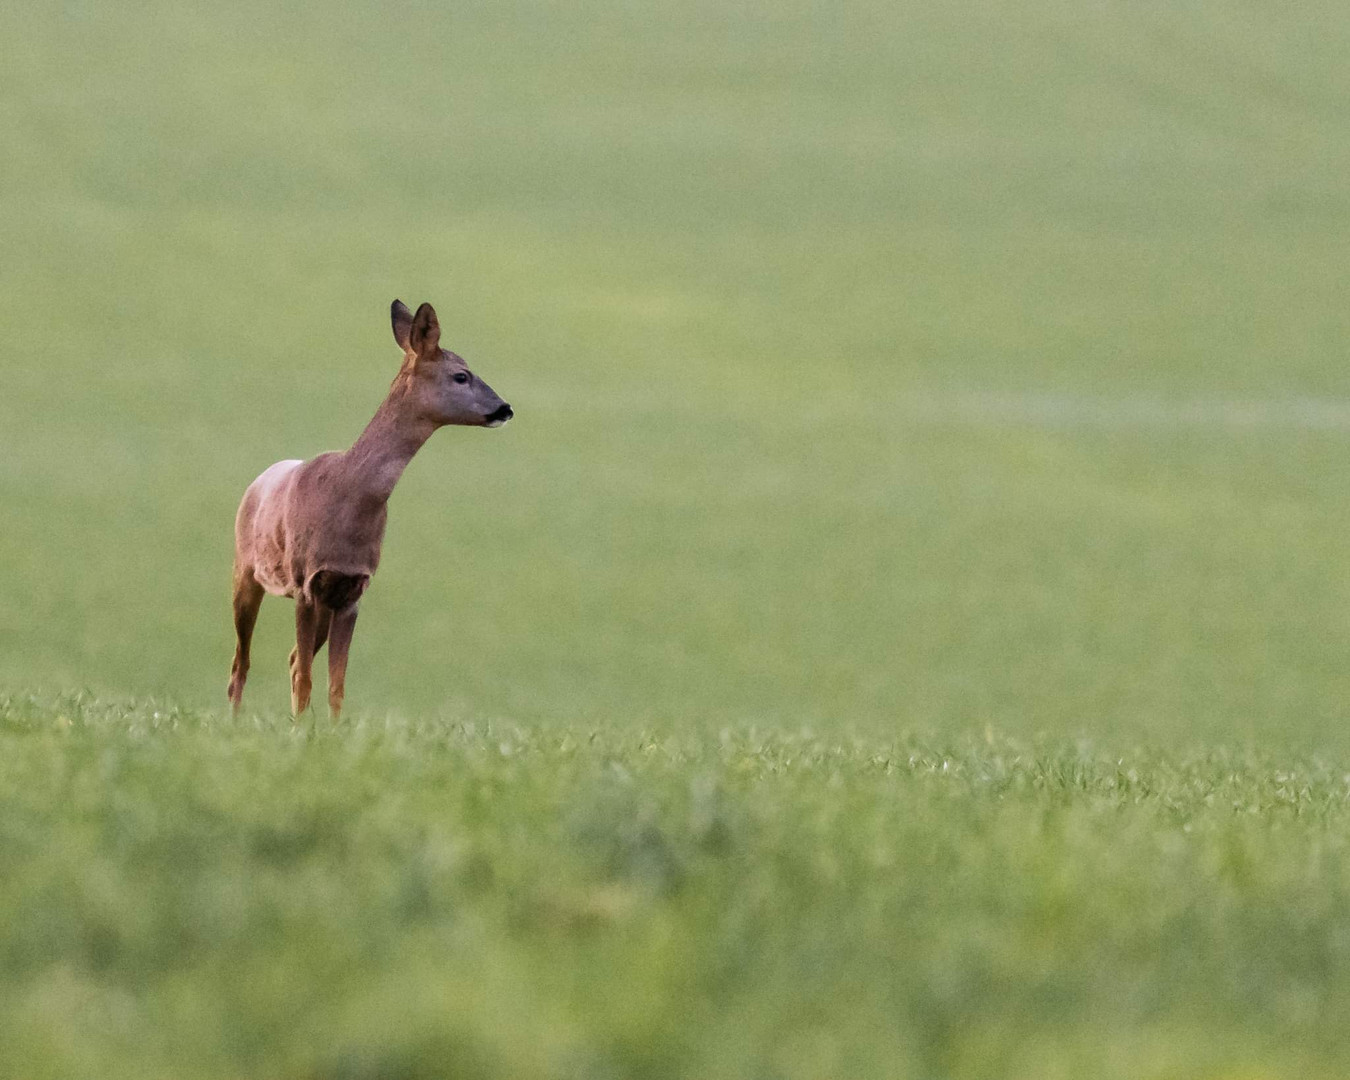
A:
[[6, 694, 1350, 1079], [4, 0, 1350, 1074]]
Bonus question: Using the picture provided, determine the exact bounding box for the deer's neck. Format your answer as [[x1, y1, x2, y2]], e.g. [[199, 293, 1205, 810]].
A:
[[342, 388, 436, 505]]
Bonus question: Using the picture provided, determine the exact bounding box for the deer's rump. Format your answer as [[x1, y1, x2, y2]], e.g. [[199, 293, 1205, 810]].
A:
[[235, 458, 305, 597]]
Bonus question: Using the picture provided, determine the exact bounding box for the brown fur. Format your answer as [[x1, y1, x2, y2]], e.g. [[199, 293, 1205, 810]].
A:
[[227, 300, 512, 719]]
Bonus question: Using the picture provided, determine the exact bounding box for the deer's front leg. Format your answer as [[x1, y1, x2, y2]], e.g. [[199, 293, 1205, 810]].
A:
[[327, 605, 359, 721], [290, 599, 320, 716]]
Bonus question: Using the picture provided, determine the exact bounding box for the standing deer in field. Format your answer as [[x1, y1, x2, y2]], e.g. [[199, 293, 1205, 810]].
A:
[[227, 300, 513, 719]]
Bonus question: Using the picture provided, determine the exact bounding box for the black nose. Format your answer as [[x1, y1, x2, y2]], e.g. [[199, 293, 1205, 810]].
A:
[[486, 403, 513, 424]]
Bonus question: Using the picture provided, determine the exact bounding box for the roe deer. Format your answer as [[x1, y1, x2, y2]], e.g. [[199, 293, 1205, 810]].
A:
[[227, 300, 512, 719]]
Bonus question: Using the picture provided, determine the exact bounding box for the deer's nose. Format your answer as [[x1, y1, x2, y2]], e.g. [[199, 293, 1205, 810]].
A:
[[485, 403, 513, 427]]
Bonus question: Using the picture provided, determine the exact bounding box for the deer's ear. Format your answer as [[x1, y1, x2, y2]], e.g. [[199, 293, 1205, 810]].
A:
[[409, 302, 441, 359], [391, 299, 413, 351]]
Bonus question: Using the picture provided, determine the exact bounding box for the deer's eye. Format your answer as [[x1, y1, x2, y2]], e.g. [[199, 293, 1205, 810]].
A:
[[453, 371, 469, 385]]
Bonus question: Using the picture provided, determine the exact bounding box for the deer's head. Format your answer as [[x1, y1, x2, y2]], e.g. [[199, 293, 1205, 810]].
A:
[[391, 300, 513, 428]]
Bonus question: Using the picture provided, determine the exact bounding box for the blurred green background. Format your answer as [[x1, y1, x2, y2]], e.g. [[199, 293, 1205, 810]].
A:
[[8, 3, 1350, 1078], [4, 0, 1350, 745]]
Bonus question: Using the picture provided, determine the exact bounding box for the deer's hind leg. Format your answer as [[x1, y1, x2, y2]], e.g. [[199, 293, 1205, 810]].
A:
[[228, 568, 265, 714]]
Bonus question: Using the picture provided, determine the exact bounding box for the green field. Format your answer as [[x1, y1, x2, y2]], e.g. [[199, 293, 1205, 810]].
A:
[[4, 1, 1350, 1076]]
